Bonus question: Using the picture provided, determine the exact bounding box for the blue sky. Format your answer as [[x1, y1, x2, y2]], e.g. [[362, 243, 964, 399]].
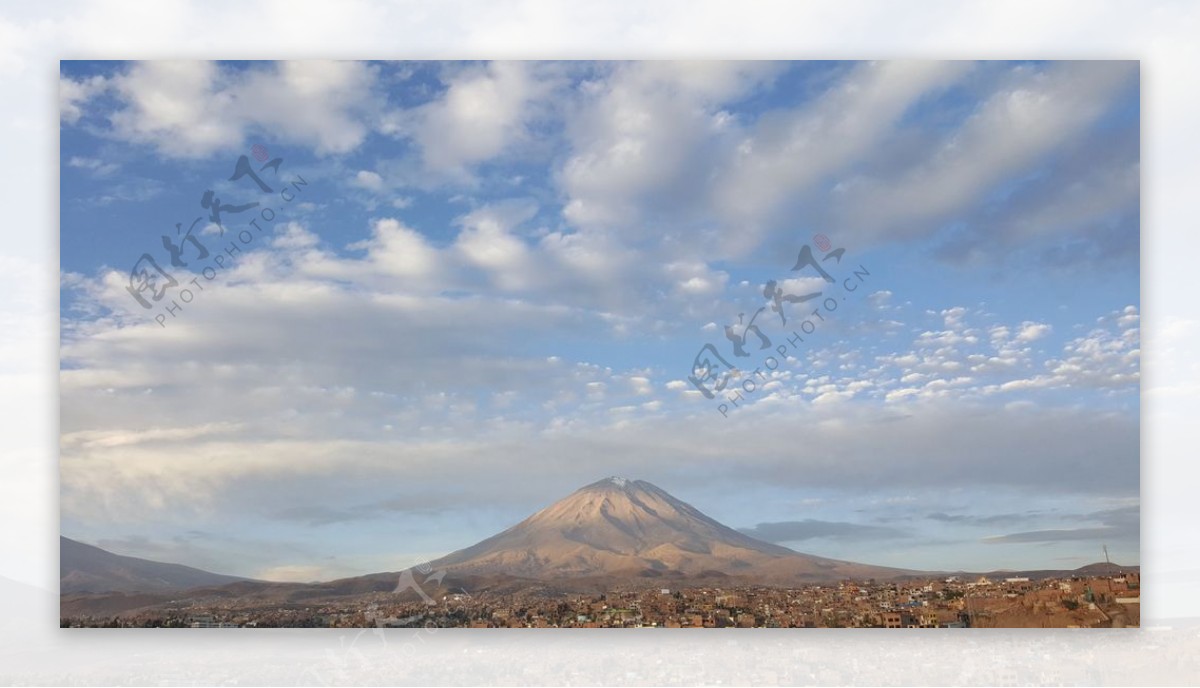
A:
[[59, 60, 1139, 581]]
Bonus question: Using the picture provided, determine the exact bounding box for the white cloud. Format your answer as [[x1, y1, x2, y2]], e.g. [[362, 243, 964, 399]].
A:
[[108, 62, 240, 157], [1015, 321, 1052, 342], [268, 221, 316, 249], [348, 217, 445, 282], [453, 200, 539, 291], [828, 61, 1138, 246], [353, 170, 384, 191], [856, 305, 1139, 402], [665, 260, 730, 298], [561, 61, 781, 232], [66, 155, 118, 176], [59, 73, 107, 124], [941, 306, 968, 329], [627, 376, 653, 396], [60, 422, 243, 450], [398, 61, 559, 177], [104, 61, 380, 158], [712, 61, 970, 252]]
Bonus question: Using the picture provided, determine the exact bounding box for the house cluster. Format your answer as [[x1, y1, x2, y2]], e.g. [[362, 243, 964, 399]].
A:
[[62, 572, 1139, 629]]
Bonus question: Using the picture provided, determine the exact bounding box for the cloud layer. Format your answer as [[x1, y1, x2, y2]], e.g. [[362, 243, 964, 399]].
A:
[[59, 59, 1139, 578]]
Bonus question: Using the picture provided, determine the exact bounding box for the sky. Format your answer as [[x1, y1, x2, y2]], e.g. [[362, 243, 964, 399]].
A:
[[58, 60, 1140, 582]]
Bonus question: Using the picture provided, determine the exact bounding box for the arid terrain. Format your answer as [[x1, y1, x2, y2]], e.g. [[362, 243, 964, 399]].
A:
[[61, 478, 1139, 628]]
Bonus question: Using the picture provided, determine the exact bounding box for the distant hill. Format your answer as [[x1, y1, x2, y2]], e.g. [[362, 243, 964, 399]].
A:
[[60, 536, 249, 594], [1072, 561, 1138, 576], [427, 477, 914, 585], [947, 561, 1140, 582]]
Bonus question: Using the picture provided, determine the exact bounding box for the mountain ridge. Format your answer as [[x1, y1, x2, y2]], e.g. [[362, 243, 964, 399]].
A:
[[60, 536, 250, 594], [61, 478, 1140, 605]]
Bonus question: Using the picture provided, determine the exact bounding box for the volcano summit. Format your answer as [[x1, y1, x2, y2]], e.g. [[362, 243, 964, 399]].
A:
[[428, 477, 912, 585]]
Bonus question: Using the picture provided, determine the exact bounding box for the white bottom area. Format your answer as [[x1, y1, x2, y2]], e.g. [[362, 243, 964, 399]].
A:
[[3, 575, 1198, 686]]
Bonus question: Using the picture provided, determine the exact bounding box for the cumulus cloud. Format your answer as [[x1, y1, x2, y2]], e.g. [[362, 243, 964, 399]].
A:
[[453, 199, 540, 291], [802, 304, 1142, 406], [561, 61, 782, 233], [994, 306, 1139, 392], [394, 61, 563, 177], [70, 61, 382, 158], [59, 73, 106, 124], [347, 217, 446, 282], [1015, 321, 1052, 342], [353, 170, 385, 191]]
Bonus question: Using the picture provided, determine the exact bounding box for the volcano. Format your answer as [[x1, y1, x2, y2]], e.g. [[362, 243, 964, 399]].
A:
[[429, 477, 912, 584]]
